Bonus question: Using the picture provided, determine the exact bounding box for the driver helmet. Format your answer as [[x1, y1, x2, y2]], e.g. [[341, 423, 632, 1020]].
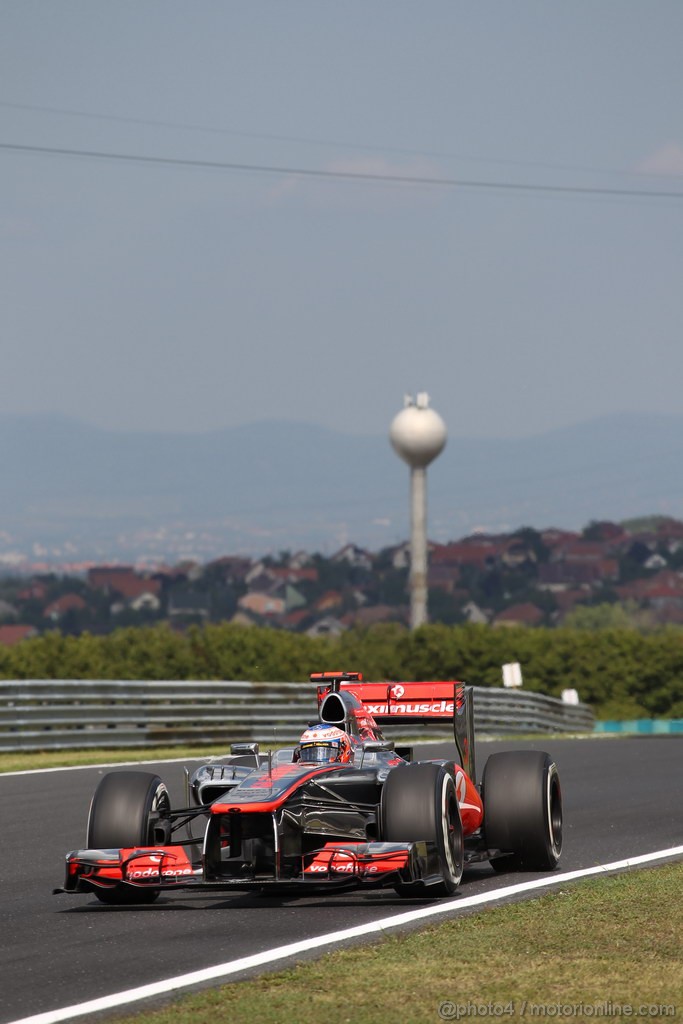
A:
[[297, 724, 353, 764]]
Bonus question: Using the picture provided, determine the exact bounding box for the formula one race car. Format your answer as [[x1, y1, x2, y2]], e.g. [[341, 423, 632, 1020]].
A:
[[55, 672, 563, 904]]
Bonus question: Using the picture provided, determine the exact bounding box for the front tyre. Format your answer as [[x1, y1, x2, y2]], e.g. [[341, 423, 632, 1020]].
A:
[[86, 770, 171, 905], [482, 751, 562, 872], [381, 763, 464, 897]]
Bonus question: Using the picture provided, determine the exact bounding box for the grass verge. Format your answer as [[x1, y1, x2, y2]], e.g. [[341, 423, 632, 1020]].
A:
[[108, 863, 683, 1024], [0, 745, 236, 773]]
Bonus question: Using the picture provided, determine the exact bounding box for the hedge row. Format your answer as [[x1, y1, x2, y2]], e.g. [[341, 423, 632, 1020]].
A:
[[0, 622, 681, 719]]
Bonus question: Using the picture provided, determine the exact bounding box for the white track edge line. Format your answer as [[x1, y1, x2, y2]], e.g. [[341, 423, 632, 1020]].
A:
[[9, 845, 683, 1024], [0, 757, 207, 777]]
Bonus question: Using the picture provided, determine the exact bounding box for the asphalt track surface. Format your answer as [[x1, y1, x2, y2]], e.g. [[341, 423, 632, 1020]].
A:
[[2, 736, 682, 1023]]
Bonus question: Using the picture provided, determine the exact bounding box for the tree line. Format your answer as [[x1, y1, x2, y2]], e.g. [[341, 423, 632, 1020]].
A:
[[1, 622, 681, 720]]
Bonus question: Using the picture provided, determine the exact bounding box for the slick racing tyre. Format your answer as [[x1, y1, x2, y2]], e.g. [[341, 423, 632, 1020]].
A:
[[380, 763, 464, 897], [86, 771, 171, 905], [482, 751, 562, 872]]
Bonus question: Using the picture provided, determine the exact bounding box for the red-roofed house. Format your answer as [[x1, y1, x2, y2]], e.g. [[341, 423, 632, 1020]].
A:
[[0, 624, 38, 646], [428, 564, 461, 593], [541, 530, 581, 555], [43, 593, 87, 622], [17, 581, 48, 602], [237, 592, 285, 617], [552, 540, 611, 563], [431, 540, 498, 570], [617, 569, 683, 608], [90, 569, 161, 603], [314, 590, 344, 613], [88, 566, 136, 591], [268, 566, 319, 584], [492, 603, 544, 628]]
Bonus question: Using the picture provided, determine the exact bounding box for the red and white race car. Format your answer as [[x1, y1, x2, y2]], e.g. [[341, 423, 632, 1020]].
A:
[[56, 672, 563, 904]]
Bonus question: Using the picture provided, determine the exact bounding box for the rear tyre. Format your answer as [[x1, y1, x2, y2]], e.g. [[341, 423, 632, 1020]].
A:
[[380, 763, 464, 897], [482, 751, 562, 872], [86, 771, 171, 905]]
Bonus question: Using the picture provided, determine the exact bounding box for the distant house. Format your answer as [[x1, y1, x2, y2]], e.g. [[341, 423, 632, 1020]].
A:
[[492, 603, 544, 628], [283, 584, 307, 612], [128, 592, 162, 613], [500, 537, 537, 568], [314, 590, 343, 613], [88, 566, 136, 592], [431, 539, 498, 570], [43, 593, 87, 622], [0, 624, 37, 646], [538, 559, 617, 589], [278, 608, 312, 632], [461, 601, 490, 625], [428, 564, 461, 593], [168, 591, 211, 619], [617, 569, 683, 604], [306, 616, 347, 637], [289, 550, 314, 569], [553, 589, 590, 619], [17, 582, 48, 602], [654, 518, 683, 543], [551, 540, 613, 564], [0, 599, 19, 622], [642, 585, 683, 611], [88, 567, 161, 603], [204, 556, 252, 584], [229, 610, 258, 628], [151, 566, 189, 587], [582, 521, 627, 543], [387, 542, 411, 570], [541, 529, 581, 551], [244, 565, 278, 590], [331, 544, 373, 571], [269, 566, 319, 585], [238, 592, 285, 617]]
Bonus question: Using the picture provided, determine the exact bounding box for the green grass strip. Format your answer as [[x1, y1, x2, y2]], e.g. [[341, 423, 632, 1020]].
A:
[[0, 745, 245, 773], [107, 863, 682, 1024]]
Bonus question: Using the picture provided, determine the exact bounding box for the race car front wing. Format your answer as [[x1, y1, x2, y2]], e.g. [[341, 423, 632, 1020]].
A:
[[55, 839, 446, 897]]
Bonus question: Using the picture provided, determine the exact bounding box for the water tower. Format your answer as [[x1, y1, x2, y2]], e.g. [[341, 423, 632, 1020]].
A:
[[390, 393, 447, 629]]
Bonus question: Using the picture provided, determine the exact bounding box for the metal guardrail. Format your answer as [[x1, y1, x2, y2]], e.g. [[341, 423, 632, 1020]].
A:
[[0, 680, 594, 752]]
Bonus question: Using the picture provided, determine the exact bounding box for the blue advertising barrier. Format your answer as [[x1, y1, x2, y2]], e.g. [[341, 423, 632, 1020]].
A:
[[594, 719, 683, 735]]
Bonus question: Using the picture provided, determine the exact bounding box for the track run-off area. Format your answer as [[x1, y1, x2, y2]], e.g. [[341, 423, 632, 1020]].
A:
[[3, 736, 682, 1024]]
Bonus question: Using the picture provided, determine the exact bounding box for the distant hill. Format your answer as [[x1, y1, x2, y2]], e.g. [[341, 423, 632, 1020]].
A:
[[1, 412, 683, 561]]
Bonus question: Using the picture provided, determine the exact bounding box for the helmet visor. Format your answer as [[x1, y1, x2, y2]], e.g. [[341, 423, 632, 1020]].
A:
[[299, 742, 339, 763]]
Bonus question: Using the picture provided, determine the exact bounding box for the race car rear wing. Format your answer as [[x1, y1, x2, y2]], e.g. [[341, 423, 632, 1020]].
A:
[[311, 674, 476, 783]]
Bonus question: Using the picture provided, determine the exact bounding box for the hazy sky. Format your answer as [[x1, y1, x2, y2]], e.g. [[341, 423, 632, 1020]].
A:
[[2, 2, 682, 440]]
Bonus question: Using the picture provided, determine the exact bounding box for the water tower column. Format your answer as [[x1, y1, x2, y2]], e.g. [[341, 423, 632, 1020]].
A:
[[389, 393, 447, 630], [410, 464, 428, 628]]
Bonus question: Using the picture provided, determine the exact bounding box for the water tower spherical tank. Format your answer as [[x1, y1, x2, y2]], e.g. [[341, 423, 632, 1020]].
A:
[[390, 400, 447, 469]]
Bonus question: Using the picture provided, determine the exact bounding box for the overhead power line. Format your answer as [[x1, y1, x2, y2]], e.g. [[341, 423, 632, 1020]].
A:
[[2, 98, 672, 182], [1, 140, 683, 201]]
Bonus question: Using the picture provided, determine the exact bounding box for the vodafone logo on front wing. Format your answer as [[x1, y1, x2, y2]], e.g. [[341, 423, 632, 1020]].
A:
[[127, 866, 193, 879]]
